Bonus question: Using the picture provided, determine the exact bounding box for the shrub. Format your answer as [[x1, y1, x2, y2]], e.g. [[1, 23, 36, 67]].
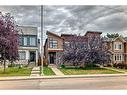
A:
[[85, 63, 98, 68], [8, 64, 15, 67], [61, 64, 65, 68], [113, 63, 127, 69]]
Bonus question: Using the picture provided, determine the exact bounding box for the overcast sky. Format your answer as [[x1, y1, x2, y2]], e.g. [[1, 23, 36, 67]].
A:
[[43, 5, 127, 41], [0, 6, 41, 37]]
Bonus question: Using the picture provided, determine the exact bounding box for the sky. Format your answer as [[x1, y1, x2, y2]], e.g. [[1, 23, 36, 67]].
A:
[[0, 6, 41, 38], [43, 5, 127, 43]]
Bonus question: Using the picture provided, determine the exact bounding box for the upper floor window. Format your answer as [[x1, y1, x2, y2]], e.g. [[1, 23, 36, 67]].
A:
[[49, 39, 58, 48], [64, 42, 70, 47], [23, 37, 28, 46], [19, 36, 23, 46], [114, 42, 122, 50], [30, 37, 36, 46], [19, 35, 37, 47]]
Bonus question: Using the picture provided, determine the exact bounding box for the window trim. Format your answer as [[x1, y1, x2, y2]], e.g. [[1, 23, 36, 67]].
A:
[[29, 36, 37, 46], [114, 54, 123, 61], [19, 51, 26, 60], [114, 42, 122, 50], [49, 38, 58, 49], [19, 35, 37, 47]]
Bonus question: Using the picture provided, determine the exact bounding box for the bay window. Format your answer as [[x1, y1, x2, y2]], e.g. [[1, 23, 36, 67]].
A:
[[114, 54, 123, 61]]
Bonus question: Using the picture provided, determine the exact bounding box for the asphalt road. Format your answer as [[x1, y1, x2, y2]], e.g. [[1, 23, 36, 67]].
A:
[[1, 76, 127, 90]]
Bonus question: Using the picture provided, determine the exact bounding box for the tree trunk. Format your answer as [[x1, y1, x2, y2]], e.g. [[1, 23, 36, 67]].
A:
[[3, 58, 6, 73]]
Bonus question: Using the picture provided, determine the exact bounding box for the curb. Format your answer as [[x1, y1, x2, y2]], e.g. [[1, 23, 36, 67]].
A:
[[1, 74, 127, 81]]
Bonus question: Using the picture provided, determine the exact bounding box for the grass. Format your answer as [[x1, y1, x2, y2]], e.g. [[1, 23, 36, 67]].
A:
[[59, 66, 122, 75], [43, 66, 55, 76], [0, 67, 32, 77], [107, 67, 127, 72]]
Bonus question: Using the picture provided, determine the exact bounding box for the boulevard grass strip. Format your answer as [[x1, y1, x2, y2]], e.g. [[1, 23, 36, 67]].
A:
[[0, 67, 32, 77], [43, 66, 55, 76], [60, 66, 122, 75]]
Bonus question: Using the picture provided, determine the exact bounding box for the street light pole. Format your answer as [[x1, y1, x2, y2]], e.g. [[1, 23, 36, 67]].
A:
[[41, 5, 44, 75]]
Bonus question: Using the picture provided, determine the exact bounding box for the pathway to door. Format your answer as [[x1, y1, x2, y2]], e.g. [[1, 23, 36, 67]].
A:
[[30, 67, 40, 76], [48, 64, 64, 76]]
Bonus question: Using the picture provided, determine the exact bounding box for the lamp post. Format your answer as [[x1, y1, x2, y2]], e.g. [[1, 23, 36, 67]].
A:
[[41, 5, 44, 75]]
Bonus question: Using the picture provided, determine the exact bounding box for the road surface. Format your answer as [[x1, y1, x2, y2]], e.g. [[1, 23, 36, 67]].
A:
[[0, 76, 127, 90]]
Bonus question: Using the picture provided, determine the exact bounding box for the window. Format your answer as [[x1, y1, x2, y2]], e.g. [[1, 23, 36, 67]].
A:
[[19, 51, 26, 60], [19, 36, 23, 46], [23, 37, 28, 46], [64, 42, 70, 47], [30, 37, 36, 46], [49, 39, 58, 48], [114, 54, 123, 61], [114, 42, 122, 50]]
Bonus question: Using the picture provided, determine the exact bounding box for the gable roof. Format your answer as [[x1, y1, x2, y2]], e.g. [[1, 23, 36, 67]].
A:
[[113, 36, 126, 43], [104, 36, 126, 42]]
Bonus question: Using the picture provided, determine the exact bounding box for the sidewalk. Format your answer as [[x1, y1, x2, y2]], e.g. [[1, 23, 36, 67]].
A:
[[1, 74, 127, 81], [98, 65, 127, 74], [48, 65, 64, 76], [30, 67, 40, 76]]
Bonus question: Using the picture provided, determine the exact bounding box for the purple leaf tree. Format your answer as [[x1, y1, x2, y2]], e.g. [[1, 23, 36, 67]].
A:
[[62, 34, 111, 68], [0, 12, 19, 72]]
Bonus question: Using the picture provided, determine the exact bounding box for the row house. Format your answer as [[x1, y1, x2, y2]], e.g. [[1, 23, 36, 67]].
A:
[[44, 30, 127, 65], [18, 26, 39, 66], [44, 31, 102, 65]]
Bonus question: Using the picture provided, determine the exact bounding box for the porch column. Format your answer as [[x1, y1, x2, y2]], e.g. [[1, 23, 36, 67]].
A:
[[26, 50, 29, 64], [26, 50, 29, 60], [36, 50, 38, 66]]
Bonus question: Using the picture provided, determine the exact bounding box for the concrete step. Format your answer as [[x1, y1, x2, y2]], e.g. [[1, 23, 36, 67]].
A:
[[31, 71, 40, 74], [30, 74, 40, 77]]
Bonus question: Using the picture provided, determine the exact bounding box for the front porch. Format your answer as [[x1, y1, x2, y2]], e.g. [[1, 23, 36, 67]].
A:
[[48, 51, 63, 65]]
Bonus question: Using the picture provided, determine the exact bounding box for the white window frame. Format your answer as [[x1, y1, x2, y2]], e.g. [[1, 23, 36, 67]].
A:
[[114, 54, 123, 61], [114, 42, 122, 50], [49, 38, 58, 49], [19, 51, 26, 60], [23, 37, 28, 46], [30, 37, 36, 46], [64, 41, 70, 47]]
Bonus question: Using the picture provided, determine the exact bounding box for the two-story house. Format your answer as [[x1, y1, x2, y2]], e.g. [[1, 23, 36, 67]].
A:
[[44, 31, 102, 65], [106, 37, 127, 65], [44, 31, 127, 66], [18, 26, 39, 66], [44, 31, 63, 65]]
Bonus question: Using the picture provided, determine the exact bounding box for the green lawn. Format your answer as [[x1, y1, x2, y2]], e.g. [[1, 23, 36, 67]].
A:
[[43, 67, 55, 76], [60, 66, 122, 75], [107, 67, 127, 72], [0, 67, 32, 77]]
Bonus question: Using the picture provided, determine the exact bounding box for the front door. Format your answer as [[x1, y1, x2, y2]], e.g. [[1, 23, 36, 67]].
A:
[[49, 52, 56, 64], [30, 51, 36, 62]]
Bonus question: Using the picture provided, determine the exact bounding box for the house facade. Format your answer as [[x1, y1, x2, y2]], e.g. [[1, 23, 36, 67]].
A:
[[44, 31, 63, 65], [18, 26, 39, 66], [44, 31, 127, 65], [106, 37, 127, 65]]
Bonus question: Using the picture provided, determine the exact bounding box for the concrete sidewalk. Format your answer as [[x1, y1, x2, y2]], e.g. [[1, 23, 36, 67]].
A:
[[30, 67, 40, 76], [98, 65, 127, 74], [1, 74, 127, 81], [48, 65, 64, 76]]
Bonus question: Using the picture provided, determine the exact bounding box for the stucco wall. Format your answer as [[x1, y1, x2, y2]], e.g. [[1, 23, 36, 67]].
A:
[[18, 26, 37, 35]]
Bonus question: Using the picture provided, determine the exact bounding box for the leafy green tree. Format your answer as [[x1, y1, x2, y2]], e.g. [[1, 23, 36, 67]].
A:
[[107, 33, 119, 38]]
